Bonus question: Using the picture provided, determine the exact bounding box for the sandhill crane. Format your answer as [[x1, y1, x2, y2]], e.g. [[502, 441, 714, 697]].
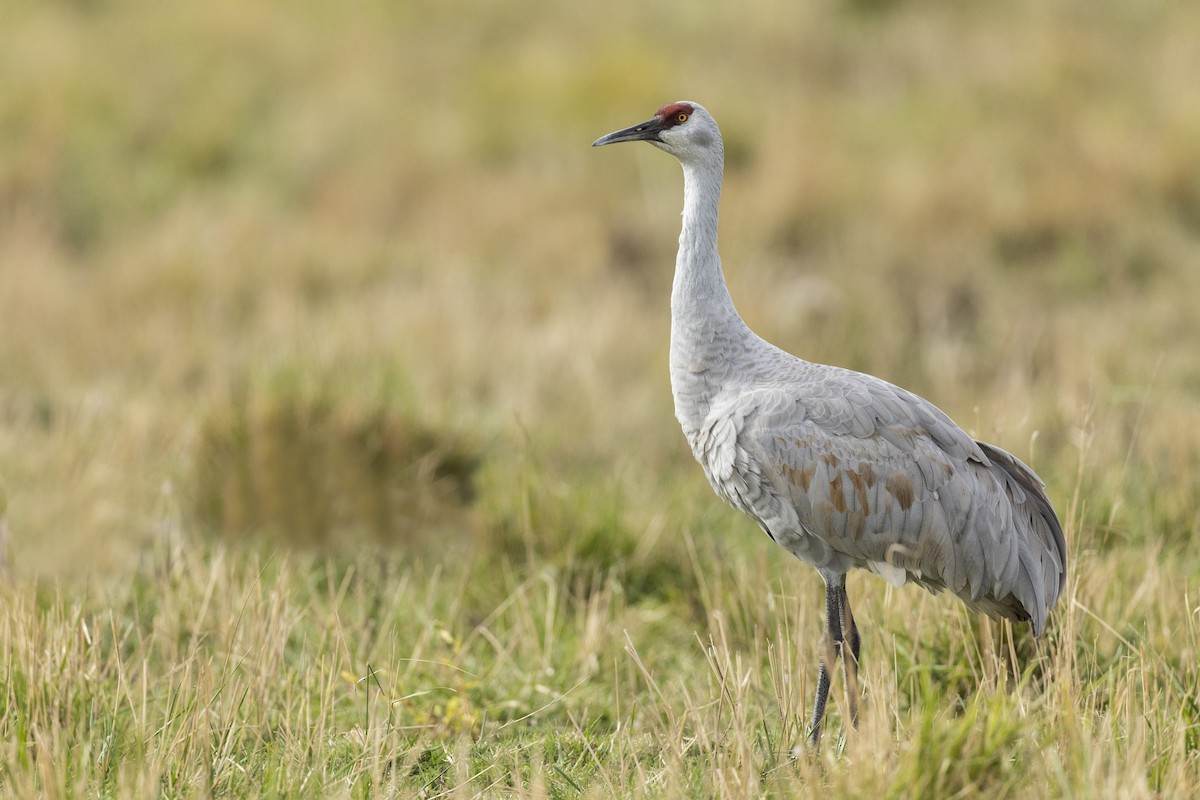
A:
[[594, 102, 1067, 746]]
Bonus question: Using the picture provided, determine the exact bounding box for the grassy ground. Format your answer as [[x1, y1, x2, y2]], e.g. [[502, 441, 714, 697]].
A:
[[2, 0, 1199, 796]]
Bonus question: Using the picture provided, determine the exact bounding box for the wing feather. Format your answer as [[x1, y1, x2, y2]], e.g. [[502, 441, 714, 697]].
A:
[[693, 364, 1066, 633]]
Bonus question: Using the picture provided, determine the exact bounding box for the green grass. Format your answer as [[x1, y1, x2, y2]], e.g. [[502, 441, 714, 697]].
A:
[[2, 0, 1200, 795]]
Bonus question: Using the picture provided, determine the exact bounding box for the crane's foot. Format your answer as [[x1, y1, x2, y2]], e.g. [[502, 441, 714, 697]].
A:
[[807, 579, 844, 748], [807, 633, 836, 748], [840, 583, 861, 728], [805, 576, 863, 750]]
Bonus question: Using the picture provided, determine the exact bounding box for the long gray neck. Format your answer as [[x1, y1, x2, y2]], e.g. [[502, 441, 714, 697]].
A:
[[669, 153, 752, 432], [671, 157, 739, 322]]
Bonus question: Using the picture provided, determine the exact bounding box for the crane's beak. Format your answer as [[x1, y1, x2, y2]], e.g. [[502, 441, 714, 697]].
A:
[[592, 117, 664, 147]]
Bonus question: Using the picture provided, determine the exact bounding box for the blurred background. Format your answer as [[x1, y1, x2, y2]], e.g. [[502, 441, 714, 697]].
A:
[[1, 0, 1199, 577]]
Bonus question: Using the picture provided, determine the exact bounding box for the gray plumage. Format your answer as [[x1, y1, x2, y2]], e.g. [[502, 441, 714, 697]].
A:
[[595, 101, 1067, 744], [688, 359, 1064, 633]]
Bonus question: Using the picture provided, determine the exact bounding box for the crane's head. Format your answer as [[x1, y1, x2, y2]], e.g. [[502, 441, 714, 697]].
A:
[[592, 101, 722, 164]]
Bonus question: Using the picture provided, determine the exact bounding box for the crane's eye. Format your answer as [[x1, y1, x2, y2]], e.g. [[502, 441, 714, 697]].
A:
[[676, 113, 689, 123]]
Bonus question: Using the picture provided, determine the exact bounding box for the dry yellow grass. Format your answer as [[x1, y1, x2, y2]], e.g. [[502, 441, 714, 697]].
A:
[[1, 0, 1198, 796]]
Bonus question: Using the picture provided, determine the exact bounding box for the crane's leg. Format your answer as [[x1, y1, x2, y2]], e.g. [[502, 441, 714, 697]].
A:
[[808, 580, 843, 747], [838, 584, 861, 728]]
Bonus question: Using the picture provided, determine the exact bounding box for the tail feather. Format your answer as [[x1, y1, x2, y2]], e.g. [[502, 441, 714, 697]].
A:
[[976, 441, 1067, 635]]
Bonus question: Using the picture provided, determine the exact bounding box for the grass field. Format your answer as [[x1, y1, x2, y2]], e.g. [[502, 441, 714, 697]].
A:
[[2, 0, 1199, 796]]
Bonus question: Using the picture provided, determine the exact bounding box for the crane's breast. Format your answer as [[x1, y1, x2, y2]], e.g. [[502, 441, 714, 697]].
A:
[[688, 401, 842, 570]]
